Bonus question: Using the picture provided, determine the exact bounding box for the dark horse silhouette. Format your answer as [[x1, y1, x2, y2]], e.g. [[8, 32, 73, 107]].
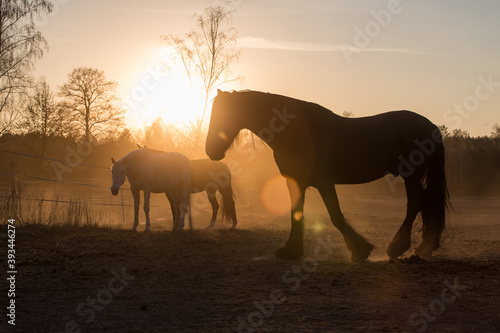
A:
[[137, 145, 237, 229], [206, 90, 449, 262]]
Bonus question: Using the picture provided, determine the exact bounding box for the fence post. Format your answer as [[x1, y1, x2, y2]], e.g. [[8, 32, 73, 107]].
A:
[[9, 161, 19, 222], [120, 187, 125, 227]]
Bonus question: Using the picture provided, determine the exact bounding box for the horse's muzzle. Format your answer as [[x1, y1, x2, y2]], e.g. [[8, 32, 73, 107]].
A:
[[208, 152, 225, 161], [111, 187, 119, 196]]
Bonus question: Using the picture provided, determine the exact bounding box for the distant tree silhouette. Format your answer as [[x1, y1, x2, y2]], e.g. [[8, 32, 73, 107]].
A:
[[59, 67, 124, 142], [438, 125, 450, 141], [143, 117, 181, 152], [21, 77, 61, 156], [491, 123, 500, 139], [0, 0, 53, 133], [162, 3, 242, 149], [448, 129, 470, 186]]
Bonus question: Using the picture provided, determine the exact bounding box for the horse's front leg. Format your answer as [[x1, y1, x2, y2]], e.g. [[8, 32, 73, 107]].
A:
[[143, 189, 151, 232], [317, 182, 373, 262], [206, 189, 219, 229], [131, 187, 140, 231], [275, 179, 305, 260]]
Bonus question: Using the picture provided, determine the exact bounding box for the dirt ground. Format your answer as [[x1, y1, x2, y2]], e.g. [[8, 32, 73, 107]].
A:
[[3, 192, 500, 332]]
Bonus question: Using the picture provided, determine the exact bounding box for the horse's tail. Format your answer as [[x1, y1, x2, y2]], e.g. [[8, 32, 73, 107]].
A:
[[219, 178, 237, 225], [420, 138, 450, 251], [188, 189, 192, 229]]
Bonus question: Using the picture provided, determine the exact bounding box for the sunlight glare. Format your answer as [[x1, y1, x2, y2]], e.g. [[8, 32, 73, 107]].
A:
[[123, 47, 205, 129]]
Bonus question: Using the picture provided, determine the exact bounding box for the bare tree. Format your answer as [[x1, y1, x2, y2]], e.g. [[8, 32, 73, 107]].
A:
[[22, 77, 61, 156], [0, 0, 53, 133], [59, 67, 125, 142], [163, 3, 242, 148]]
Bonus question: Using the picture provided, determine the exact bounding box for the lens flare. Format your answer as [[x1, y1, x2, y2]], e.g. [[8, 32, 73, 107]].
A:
[[293, 211, 303, 220], [260, 176, 301, 215], [219, 132, 229, 140]]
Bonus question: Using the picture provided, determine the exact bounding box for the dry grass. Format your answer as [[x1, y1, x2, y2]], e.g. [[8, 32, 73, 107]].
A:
[[0, 179, 106, 227]]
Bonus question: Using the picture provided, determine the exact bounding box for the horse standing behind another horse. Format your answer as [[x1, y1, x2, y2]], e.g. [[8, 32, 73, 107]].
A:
[[111, 149, 192, 231]]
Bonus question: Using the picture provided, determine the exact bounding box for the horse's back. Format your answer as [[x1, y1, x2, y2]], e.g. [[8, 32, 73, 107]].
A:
[[296, 106, 442, 184], [156, 152, 192, 180], [127, 149, 191, 192], [190, 159, 230, 192]]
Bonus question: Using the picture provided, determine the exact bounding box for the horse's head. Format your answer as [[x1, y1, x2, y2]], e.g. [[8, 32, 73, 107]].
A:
[[110, 157, 127, 195], [206, 90, 243, 160]]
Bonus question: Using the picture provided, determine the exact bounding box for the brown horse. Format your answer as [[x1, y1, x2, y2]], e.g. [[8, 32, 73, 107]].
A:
[[206, 90, 449, 262], [138, 145, 237, 229]]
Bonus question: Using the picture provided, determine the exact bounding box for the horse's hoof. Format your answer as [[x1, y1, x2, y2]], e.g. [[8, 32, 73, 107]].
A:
[[414, 239, 438, 258], [414, 247, 433, 258], [386, 240, 410, 259], [205, 225, 214, 230], [144, 228, 151, 232], [351, 243, 374, 263], [386, 231, 411, 259], [275, 246, 302, 260]]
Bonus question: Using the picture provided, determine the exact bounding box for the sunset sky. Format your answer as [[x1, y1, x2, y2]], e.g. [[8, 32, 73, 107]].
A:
[[35, 0, 500, 136]]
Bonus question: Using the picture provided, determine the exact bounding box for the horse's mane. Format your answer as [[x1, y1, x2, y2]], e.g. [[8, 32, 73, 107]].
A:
[[120, 148, 153, 163], [216, 90, 281, 152], [217, 89, 270, 97]]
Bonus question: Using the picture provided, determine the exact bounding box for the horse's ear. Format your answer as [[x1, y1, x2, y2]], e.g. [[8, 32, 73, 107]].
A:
[[217, 89, 222, 95], [111, 157, 116, 165]]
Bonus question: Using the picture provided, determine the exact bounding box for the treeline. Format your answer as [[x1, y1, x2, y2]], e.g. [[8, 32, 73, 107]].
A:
[[5, 69, 125, 148], [443, 127, 500, 192]]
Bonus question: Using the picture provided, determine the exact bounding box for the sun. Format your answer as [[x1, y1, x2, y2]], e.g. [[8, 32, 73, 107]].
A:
[[123, 48, 205, 129]]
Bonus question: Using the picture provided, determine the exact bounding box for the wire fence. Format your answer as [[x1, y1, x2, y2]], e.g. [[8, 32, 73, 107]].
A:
[[1, 148, 132, 225], [0, 148, 110, 170]]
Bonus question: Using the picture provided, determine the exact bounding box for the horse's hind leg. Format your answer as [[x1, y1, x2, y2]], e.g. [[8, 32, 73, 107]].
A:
[[317, 182, 373, 263], [386, 178, 422, 259], [221, 186, 238, 229], [143, 190, 152, 232], [179, 197, 188, 231], [166, 193, 179, 231], [176, 190, 190, 231], [187, 193, 192, 230], [206, 189, 219, 229]]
